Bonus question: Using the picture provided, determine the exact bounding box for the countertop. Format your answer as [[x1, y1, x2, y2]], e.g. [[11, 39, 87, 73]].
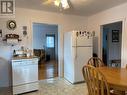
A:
[[12, 56, 39, 60]]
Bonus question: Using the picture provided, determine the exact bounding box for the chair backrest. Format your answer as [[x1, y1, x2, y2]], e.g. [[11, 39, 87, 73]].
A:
[[82, 65, 110, 95], [87, 57, 105, 67], [33, 49, 41, 57]]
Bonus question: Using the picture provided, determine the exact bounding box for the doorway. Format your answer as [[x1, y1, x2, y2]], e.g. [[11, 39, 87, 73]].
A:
[[102, 21, 122, 67], [33, 23, 58, 80]]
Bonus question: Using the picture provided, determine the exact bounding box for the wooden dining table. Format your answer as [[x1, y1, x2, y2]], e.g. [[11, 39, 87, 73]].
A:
[[97, 67, 127, 91]]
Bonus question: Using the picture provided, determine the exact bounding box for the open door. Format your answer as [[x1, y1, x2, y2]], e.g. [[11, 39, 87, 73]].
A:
[[33, 23, 58, 80], [102, 21, 122, 67]]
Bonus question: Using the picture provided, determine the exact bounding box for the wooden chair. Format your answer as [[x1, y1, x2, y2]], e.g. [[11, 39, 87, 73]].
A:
[[87, 57, 105, 67], [82, 65, 110, 95], [33, 49, 45, 63]]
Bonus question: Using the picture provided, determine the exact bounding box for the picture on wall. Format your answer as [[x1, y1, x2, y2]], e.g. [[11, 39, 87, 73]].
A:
[[112, 30, 119, 42]]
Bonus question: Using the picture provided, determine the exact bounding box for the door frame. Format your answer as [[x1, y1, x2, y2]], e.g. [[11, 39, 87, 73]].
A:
[[100, 18, 125, 67], [102, 27, 109, 66], [31, 20, 62, 77]]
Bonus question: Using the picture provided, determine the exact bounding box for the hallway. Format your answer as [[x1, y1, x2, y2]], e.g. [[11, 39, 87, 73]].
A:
[[38, 60, 58, 80]]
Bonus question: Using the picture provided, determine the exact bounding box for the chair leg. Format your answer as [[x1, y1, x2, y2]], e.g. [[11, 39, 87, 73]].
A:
[[120, 91, 125, 95]]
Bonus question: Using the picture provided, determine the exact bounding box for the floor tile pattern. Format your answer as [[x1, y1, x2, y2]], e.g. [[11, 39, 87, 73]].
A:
[[23, 78, 88, 95]]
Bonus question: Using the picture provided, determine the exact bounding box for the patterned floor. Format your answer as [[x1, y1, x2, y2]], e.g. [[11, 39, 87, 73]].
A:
[[23, 78, 88, 95]]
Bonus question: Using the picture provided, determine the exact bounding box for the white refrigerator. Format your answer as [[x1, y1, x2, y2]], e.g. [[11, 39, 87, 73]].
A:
[[64, 30, 93, 83]]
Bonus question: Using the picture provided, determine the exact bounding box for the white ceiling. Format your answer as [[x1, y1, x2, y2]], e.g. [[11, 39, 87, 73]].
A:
[[16, 0, 127, 16]]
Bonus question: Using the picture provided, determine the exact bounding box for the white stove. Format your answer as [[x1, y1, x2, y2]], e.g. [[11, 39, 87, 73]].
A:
[[12, 57, 39, 95]]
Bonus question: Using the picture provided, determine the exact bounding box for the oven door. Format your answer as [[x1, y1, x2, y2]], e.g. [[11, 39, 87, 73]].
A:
[[12, 60, 38, 86]]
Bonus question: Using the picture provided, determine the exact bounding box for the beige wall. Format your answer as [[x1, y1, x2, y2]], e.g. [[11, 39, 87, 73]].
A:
[[0, 7, 87, 87], [87, 2, 127, 67]]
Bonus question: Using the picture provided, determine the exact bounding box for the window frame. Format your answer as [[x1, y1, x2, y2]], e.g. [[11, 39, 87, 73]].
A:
[[46, 34, 55, 48]]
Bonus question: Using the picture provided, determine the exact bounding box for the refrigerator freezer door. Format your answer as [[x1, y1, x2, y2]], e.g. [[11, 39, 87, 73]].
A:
[[72, 31, 93, 47], [73, 46, 92, 83], [77, 36, 93, 46]]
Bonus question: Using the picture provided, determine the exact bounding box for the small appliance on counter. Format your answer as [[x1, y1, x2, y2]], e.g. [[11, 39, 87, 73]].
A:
[[13, 50, 26, 57], [13, 47, 32, 57]]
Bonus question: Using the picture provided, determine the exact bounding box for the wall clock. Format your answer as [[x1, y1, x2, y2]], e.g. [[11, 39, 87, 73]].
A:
[[7, 20, 17, 30]]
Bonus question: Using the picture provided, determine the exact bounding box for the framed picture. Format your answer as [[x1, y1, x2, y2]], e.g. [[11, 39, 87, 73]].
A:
[[22, 26, 27, 36], [112, 30, 119, 42]]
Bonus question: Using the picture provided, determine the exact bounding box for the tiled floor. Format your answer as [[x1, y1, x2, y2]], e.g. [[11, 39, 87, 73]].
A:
[[23, 78, 88, 95]]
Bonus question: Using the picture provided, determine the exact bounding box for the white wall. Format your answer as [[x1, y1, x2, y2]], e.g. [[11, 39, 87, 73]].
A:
[[0, 7, 87, 87], [87, 2, 127, 67]]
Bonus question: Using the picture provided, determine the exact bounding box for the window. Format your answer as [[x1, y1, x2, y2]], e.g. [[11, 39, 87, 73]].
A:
[[46, 36, 55, 48]]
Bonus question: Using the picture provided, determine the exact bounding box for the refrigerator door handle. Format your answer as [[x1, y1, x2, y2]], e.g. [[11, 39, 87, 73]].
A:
[[75, 49, 77, 60], [75, 32, 78, 60]]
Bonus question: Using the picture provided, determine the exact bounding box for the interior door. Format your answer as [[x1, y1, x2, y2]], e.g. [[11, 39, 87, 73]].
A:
[[46, 34, 55, 60]]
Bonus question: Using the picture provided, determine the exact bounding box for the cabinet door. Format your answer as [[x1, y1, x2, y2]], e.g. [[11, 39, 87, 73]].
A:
[[12, 62, 38, 86]]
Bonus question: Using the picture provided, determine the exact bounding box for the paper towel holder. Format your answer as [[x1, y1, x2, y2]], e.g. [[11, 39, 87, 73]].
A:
[[3, 34, 22, 46]]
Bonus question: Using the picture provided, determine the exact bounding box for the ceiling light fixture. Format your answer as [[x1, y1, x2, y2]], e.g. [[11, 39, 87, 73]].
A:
[[54, 0, 70, 10]]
